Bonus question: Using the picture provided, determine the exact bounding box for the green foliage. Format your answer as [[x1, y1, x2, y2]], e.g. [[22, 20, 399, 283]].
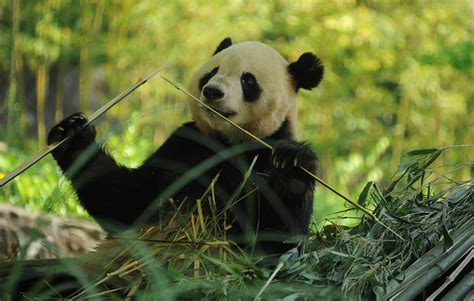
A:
[[0, 146, 87, 217]]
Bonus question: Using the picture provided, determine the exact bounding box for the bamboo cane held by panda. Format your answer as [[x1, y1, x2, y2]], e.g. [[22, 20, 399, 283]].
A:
[[0, 66, 166, 187]]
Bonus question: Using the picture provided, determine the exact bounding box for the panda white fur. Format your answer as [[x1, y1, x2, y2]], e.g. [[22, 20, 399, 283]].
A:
[[47, 38, 324, 253]]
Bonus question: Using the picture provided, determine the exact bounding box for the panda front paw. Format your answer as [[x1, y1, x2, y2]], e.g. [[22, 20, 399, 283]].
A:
[[271, 140, 318, 174], [47, 113, 96, 158], [271, 140, 318, 194]]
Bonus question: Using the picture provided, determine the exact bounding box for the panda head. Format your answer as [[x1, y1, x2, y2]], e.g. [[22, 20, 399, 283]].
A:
[[188, 38, 324, 143]]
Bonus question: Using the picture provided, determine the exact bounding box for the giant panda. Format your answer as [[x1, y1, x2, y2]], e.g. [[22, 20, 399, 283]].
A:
[[47, 38, 324, 253]]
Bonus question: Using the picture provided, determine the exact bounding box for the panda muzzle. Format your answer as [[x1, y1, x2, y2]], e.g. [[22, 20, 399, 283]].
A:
[[203, 86, 225, 102]]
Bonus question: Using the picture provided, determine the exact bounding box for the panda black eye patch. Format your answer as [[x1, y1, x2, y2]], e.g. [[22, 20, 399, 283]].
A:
[[199, 67, 219, 90], [241, 72, 261, 102]]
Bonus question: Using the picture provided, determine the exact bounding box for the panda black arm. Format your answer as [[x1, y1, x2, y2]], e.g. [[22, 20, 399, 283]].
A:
[[65, 147, 161, 231], [47, 113, 173, 231], [47, 115, 214, 232], [262, 140, 318, 235]]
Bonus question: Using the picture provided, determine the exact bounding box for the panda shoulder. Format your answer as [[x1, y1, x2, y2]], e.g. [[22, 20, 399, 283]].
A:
[[166, 121, 226, 151], [145, 122, 204, 162], [164, 121, 198, 141], [181, 121, 199, 131], [172, 121, 201, 137]]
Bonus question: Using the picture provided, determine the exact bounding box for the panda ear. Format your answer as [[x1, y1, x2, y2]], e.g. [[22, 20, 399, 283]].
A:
[[213, 37, 233, 56], [288, 52, 324, 91]]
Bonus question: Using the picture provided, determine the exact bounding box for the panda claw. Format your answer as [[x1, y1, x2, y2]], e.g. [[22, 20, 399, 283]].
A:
[[72, 115, 84, 122], [48, 112, 96, 151]]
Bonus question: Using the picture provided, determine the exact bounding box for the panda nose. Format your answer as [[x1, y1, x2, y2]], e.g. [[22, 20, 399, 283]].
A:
[[203, 86, 224, 101]]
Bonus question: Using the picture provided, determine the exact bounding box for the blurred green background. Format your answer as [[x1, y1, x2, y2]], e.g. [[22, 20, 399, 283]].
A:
[[0, 0, 472, 222]]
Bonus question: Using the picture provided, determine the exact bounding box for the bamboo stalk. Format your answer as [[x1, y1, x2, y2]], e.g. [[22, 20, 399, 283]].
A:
[[254, 262, 284, 301], [440, 270, 474, 300], [385, 218, 474, 300], [426, 249, 473, 300], [0, 66, 167, 187]]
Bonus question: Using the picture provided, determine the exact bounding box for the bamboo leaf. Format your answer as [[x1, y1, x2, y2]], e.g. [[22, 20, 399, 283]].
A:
[[442, 225, 453, 249], [357, 181, 374, 207], [405, 148, 440, 156]]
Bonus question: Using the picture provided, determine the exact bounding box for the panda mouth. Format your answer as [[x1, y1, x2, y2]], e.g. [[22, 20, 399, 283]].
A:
[[204, 107, 236, 118]]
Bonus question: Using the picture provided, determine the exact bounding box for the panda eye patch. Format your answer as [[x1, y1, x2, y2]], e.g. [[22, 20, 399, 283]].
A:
[[241, 72, 261, 102], [241, 73, 256, 85], [199, 67, 219, 91]]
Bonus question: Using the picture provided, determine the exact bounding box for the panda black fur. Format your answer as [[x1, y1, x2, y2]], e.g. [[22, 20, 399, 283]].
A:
[[47, 38, 324, 253]]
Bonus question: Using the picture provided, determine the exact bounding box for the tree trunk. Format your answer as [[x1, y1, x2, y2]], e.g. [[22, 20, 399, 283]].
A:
[[391, 93, 410, 171], [36, 62, 48, 145], [5, 0, 21, 141]]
